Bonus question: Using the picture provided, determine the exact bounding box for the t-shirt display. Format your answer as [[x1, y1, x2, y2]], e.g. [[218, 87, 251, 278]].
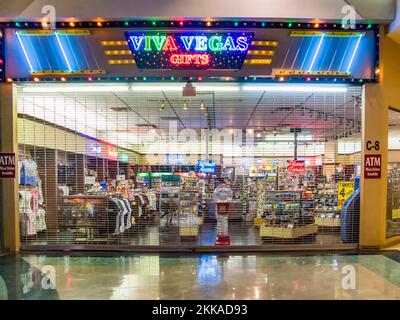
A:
[[19, 157, 47, 238]]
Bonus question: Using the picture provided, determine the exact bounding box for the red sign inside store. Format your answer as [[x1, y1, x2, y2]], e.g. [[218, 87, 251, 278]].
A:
[[0, 153, 16, 178], [287, 160, 305, 174], [364, 154, 382, 179]]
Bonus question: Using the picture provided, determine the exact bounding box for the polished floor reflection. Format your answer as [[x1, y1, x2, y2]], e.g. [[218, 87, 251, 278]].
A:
[[0, 253, 400, 300]]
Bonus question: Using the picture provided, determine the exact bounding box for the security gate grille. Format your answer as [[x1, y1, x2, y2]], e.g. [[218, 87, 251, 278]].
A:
[[16, 83, 362, 250]]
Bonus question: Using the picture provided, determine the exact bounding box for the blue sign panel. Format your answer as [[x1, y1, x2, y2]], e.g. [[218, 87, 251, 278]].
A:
[[196, 160, 217, 173], [124, 31, 254, 69]]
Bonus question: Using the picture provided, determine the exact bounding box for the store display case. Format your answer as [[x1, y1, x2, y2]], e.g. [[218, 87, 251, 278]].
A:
[[314, 182, 341, 228], [180, 176, 202, 238], [258, 190, 317, 240]]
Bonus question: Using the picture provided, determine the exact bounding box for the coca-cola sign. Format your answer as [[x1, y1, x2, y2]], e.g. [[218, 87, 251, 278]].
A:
[[287, 160, 305, 174]]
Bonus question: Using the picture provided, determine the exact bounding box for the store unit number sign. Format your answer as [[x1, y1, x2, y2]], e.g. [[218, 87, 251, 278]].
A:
[[338, 181, 354, 209]]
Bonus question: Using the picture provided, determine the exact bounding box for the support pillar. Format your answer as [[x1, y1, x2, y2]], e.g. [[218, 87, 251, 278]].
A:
[[360, 83, 387, 249], [0, 83, 20, 252]]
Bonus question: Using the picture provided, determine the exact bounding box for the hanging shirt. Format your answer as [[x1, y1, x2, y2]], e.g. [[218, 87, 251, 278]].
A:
[[110, 198, 123, 235], [35, 208, 47, 232], [30, 189, 40, 214], [20, 160, 37, 186], [120, 198, 132, 230], [19, 190, 37, 236]]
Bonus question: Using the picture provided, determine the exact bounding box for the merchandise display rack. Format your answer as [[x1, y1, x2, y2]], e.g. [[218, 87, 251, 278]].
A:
[[314, 179, 341, 228], [60, 195, 110, 243], [258, 189, 317, 240], [179, 176, 202, 238]]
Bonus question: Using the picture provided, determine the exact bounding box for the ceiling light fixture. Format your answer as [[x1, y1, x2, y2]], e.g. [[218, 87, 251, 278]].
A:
[[160, 101, 166, 111], [197, 86, 239, 92], [242, 85, 348, 93], [22, 85, 130, 93], [130, 85, 183, 92]]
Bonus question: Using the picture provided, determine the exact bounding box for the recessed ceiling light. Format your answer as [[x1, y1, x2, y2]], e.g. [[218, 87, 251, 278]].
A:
[[160, 101, 166, 111]]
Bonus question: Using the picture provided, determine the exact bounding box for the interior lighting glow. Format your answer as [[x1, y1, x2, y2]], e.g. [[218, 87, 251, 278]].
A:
[[22, 85, 130, 93], [346, 34, 363, 73], [242, 85, 348, 93], [16, 31, 34, 73], [309, 33, 325, 72], [55, 32, 73, 72]]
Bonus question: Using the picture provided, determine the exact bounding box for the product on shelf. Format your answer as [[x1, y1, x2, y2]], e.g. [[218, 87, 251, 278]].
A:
[[314, 179, 341, 228], [179, 176, 202, 237], [256, 168, 317, 239]]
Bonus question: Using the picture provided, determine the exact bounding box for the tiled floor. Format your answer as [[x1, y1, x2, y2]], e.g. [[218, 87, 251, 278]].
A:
[[1, 253, 400, 300]]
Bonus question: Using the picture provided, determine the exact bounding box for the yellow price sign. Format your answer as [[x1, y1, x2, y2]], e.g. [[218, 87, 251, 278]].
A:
[[338, 181, 354, 210], [392, 209, 400, 220]]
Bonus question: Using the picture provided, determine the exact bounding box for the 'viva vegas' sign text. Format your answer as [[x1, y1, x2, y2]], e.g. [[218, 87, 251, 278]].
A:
[[125, 32, 254, 69]]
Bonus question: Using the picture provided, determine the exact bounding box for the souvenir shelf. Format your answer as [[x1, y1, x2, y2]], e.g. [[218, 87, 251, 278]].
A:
[[314, 183, 341, 228], [179, 177, 202, 237], [254, 178, 276, 226], [258, 190, 317, 240], [59, 195, 110, 243]]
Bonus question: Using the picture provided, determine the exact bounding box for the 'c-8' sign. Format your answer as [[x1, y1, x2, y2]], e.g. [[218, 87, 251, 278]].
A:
[[366, 140, 380, 151]]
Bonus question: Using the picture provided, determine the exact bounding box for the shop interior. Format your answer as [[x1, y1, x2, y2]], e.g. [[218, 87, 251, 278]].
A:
[[16, 83, 362, 248]]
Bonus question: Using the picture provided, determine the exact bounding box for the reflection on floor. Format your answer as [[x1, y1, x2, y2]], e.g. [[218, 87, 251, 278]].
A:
[[22, 219, 344, 247], [1, 253, 400, 300]]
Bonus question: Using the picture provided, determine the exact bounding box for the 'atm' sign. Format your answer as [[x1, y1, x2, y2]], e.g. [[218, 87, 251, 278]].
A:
[[0, 153, 16, 178], [364, 154, 381, 179]]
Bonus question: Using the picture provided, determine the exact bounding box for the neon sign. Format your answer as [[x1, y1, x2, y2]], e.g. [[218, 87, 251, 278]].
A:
[[287, 160, 305, 174], [196, 160, 217, 173], [125, 32, 254, 69]]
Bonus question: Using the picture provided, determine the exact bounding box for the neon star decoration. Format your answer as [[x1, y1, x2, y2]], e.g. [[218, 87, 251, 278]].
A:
[[125, 32, 254, 69]]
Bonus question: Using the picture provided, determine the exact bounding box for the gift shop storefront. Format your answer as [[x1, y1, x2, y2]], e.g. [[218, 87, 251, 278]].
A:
[[0, 18, 389, 252]]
